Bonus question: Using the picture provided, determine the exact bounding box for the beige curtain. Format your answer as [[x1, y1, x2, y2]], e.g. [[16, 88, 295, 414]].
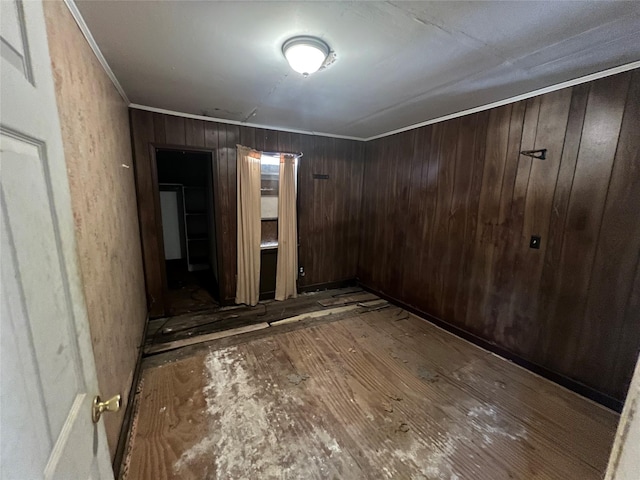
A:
[[235, 145, 262, 306], [275, 154, 298, 301]]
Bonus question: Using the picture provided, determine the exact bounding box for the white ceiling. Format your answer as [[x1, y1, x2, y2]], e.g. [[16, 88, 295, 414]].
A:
[[75, 1, 640, 139]]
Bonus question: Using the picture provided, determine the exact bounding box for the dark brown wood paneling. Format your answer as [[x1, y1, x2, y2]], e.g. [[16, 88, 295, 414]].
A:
[[442, 114, 482, 323], [130, 109, 167, 317], [506, 89, 573, 356], [153, 112, 166, 144], [130, 112, 365, 311], [578, 71, 640, 395], [535, 84, 590, 363], [185, 118, 205, 147], [164, 115, 186, 145], [358, 70, 640, 402], [297, 133, 316, 285], [465, 105, 512, 337], [546, 74, 631, 378]]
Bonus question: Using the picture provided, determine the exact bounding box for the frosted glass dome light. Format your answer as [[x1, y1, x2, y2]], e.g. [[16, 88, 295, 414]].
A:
[[282, 36, 330, 77]]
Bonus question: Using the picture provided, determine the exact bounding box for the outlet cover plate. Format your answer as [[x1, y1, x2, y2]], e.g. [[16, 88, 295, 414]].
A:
[[530, 235, 541, 249]]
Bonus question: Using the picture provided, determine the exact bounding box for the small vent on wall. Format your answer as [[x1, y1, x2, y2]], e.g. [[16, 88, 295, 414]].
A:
[[313, 174, 329, 180]]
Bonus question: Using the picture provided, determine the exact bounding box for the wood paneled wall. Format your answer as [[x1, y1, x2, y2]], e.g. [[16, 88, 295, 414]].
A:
[[359, 70, 640, 402], [130, 110, 364, 315]]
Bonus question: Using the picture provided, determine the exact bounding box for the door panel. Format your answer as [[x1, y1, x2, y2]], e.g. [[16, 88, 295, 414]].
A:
[[1, 189, 51, 478], [0, 0, 33, 82], [2, 133, 82, 438]]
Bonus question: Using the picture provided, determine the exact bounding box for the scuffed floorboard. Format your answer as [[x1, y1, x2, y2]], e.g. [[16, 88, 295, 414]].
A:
[[144, 287, 373, 355], [122, 309, 619, 479]]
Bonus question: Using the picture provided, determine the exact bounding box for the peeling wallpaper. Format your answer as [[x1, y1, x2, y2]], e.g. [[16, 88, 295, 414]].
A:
[[43, 0, 147, 457]]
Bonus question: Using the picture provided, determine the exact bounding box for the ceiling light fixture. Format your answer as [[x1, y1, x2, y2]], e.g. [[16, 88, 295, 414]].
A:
[[282, 36, 330, 77]]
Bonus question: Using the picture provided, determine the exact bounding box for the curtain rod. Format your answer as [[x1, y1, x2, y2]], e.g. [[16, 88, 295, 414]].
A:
[[261, 150, 304, 158]]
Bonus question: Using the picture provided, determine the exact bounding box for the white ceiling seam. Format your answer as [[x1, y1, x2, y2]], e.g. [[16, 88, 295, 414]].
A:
[[63, 0, 129, 104], [387, 1, 512, 67]]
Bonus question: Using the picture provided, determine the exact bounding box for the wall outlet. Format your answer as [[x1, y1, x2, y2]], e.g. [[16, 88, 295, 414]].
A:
[[299, 266, 305, 277], [530, 235, 541, 249]]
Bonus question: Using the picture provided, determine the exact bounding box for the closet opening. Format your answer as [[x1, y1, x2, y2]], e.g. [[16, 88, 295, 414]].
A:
[[156, 148, 220, 315]]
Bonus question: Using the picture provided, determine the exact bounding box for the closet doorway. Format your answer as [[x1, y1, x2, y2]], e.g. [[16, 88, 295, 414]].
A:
[[155, 148, 221, 315]]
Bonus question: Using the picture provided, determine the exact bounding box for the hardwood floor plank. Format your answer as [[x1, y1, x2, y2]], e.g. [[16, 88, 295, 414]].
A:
[[241, 335, 367, 478], [317, 291, 376, 307], [145, 323, 270, 355], [275, 325, 494, 479], [268, 305, 360, 326], [448, 354, 617, 471], [303, 319, 597, 480], [124, 308, 619, 480], [123, 356, 209, 480], [145, 288, 367, 345]]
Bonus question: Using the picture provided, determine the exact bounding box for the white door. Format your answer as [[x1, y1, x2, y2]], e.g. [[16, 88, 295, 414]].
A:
[[0, 0, 113, 478]]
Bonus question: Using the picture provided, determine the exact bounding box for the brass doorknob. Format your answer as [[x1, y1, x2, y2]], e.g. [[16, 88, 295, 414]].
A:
[[92, 394, 121, 423]]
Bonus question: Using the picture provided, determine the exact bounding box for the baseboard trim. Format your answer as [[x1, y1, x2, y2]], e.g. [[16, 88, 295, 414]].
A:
[[112, 314, 150, 478], [259, 291, 275, 301], [298, 278, 358, 294], [221, 279, 358, 305], [360, 283, 623, 413]]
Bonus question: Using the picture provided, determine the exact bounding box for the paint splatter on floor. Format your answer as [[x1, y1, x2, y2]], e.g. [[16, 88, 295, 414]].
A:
[[124, 312, 614, 479], [174, 345, 528, 480], [174, 346, 350, 478], [388, 403, 528, 479]]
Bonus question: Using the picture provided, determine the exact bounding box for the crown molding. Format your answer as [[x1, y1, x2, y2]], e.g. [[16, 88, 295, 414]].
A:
[[365, 60, 640, 141], [63, 0, 129, 104], [128, 104, 366, 141]]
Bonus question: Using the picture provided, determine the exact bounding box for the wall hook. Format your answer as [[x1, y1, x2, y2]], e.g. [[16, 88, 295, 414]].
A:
[[520, 149, 547, 160]]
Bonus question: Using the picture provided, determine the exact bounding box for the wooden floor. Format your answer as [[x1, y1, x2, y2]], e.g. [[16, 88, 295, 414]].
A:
[[122, 303, 619, 479], [165, 264, 219, 316], [145, 288, 380, 355]]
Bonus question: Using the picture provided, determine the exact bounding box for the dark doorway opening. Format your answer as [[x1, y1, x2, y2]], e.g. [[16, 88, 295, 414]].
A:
[[156, 148, 220, 315]]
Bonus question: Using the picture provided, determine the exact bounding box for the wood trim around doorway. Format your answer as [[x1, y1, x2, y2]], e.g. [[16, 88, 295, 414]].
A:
[[147, 144, 225, 316]]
